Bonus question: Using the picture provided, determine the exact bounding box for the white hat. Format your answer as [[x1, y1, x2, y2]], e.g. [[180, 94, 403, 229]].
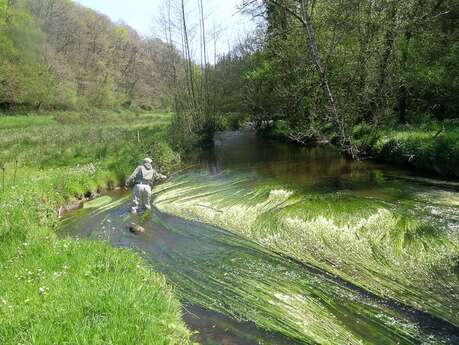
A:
[[143, 158, 153, 164]]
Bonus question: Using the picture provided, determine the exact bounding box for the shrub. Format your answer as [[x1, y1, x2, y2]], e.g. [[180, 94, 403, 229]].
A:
[[355, 121, 459, 177]]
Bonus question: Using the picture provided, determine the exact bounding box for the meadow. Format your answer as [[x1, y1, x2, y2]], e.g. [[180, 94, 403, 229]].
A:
[[0, 112, 192, 345]]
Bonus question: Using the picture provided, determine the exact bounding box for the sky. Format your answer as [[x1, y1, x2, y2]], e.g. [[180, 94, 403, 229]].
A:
[[74, 0, 256, 56]]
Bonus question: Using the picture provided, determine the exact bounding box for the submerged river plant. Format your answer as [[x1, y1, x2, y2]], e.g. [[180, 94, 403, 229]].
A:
[[61, 187, 459, 344], [58, 130, 459, 344], [154, 171, 459, 328]]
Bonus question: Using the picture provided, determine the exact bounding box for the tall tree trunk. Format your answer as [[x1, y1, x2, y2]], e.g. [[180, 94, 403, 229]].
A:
[[397, 31, 411, 124], [198, 0, 209, 110], [268, 0, 358, 158], [376, 1, 398, 116], [180, 0, 196, 105]]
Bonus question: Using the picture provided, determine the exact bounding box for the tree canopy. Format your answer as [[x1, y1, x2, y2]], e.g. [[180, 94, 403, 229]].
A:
[[207, 0, 459, 153], [0, 0, 175, 111]]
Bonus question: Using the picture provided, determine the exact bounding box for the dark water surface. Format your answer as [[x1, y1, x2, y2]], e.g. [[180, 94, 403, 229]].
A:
[[60, 131, 459, 344]]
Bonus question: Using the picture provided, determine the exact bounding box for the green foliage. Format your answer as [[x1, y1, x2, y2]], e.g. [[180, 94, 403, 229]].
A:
[[148, 142, 181, 174], [168, 112, 201, 152], [0, 0, 54, 109], [356, 120, 459, 177], [0, 112, 191, 344], [214, 113, 249, 131], [212, 0, 459, 153], [404, 35, 459, 120], [155, 171, 459, 328], [0, 0, 175, 111]]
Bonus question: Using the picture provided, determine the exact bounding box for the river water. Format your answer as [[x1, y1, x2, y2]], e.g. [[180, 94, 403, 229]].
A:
[[60, 131, 459, 344]]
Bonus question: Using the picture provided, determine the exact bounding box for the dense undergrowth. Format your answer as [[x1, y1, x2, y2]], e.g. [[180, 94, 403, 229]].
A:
[[354, 120, 459, 178], [0, 112, 192, 344]]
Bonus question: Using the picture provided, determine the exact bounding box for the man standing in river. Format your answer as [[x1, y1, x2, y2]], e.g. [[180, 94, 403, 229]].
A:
[[125, 158, 167, 213]]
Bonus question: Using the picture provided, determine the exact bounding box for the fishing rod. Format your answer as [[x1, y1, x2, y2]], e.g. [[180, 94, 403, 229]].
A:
[[166, 163, 200, 180]]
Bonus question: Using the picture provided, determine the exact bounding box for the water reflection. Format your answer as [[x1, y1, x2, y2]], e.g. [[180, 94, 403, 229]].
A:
[[198, 132, 406, 191]]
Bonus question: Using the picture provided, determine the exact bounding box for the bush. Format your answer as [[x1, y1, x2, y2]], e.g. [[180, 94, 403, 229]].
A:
[[357, 121, 459, 177]]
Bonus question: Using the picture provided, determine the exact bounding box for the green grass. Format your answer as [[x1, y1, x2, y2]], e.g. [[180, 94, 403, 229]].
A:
[[0, 240, 191, 345], [0, 115, 57, 129], [354, 120, 459, 178], [0, 112, 193, 345]]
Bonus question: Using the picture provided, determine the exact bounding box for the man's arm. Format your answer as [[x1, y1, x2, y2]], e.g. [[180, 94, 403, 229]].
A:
[[125, 167, 140, 187], [153, 170, 167, 182]]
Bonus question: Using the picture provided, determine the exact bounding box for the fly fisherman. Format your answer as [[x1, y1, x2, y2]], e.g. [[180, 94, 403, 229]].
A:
[[125, 158, 167, 213]]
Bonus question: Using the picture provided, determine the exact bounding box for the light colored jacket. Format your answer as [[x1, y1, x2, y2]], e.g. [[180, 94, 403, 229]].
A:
[[126, 166, 166, 186]]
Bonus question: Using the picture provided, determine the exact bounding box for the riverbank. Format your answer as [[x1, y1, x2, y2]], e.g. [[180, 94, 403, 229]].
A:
[[0, 112, 192, 344], [258, 119, 459, 178], [354, 121, 459, 178]]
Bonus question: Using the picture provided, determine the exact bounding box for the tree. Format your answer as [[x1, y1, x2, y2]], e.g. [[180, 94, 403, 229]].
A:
[[0, 0, 53, 109], [228, 0, 459, 153], [1, 0, 176, 111]]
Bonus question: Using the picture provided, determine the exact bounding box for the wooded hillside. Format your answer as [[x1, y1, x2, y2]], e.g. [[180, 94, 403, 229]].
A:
[[0, 0, 174, 111]]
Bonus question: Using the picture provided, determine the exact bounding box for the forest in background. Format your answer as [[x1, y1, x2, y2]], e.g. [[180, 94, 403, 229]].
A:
[[208, 1, 459, 144], [0, 0, 177, 111], [1, 0, 459, 175], [233, 1, 457, 120], [150, 0, 458, 177], [177, 0, 458, 176], [2, 0, 458, 125]]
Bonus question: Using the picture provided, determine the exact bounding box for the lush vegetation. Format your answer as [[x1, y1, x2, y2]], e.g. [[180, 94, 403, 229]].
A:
[[201, 0, 459, 170], [0, 112, 192, 345], [2, 0, 458, 169], [0, 0, 175, 111], [154, 170, 459, 332], [1, 1, 458, 342], [354, 120, 459, 177]]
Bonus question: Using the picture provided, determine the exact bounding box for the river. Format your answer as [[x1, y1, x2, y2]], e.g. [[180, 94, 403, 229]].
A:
[[60, 131, 459, 344]]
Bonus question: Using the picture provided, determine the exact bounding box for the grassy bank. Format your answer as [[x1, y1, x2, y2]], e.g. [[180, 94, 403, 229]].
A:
[[256, 119, 459, 178], [0, 112, 192, 344], [354, 121, 459, 178]]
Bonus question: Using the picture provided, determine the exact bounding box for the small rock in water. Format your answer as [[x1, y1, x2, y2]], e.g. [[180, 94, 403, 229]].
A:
[[128, 223, 145, 235]]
